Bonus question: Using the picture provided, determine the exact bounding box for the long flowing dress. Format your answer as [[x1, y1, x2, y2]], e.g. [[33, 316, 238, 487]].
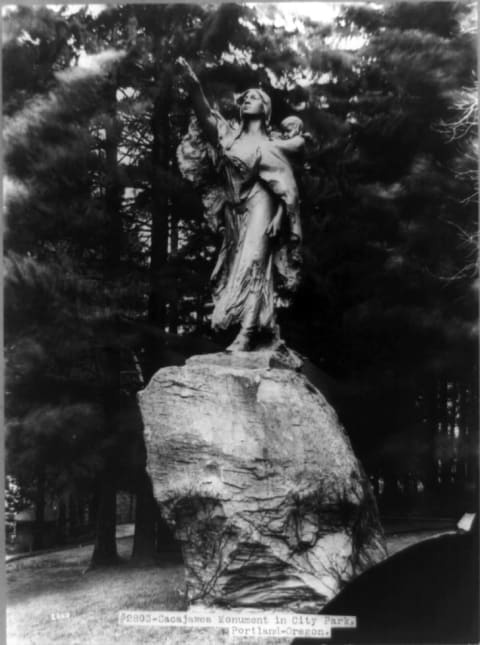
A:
[[208, 112, 302, 333]]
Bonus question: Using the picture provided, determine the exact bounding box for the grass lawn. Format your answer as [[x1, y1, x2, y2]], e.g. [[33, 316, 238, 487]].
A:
[[7, 538, 191, 645], [6, 530, 453, 645]]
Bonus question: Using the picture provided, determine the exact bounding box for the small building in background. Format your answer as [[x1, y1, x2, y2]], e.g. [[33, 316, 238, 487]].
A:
[[14, 505, 58, 552]]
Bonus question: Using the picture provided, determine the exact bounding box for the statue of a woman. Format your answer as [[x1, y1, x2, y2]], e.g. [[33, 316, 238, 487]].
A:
[[177, 58, 303, 352]]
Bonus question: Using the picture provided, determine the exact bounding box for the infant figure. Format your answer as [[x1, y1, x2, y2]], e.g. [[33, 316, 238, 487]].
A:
[[280, 115, 305, 139]]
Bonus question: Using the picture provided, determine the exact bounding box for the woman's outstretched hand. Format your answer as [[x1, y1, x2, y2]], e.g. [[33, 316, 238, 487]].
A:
[[176, 57, 199, 85]]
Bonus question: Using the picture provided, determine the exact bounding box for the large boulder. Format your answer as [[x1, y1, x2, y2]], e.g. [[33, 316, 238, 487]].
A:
[[138, 350, 386, 612]]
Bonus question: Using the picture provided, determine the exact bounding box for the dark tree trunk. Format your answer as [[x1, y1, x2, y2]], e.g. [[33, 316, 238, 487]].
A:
[[90, 343, 123, 567], [465, 369, 479, 509], [128, 492, 135, 522], [69, 493, 78, 537], [131, 470, 159, 565], [57, 497, 67, 545], [89, 75, 124, 569], [144, 49, 173, 380], [149, 62, 172, 326], [456, 381, 467, 491], [32, 470, 46, 551], [168, 203, 179, 334], [104, 77, 123, 277], [91, 471, 119, 567], [89, 487, 99, 531], [436, 378, 449, 499], [424, 378, 440, 497]]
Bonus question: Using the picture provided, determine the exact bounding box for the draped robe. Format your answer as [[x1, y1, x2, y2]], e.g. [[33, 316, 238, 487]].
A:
[[208, 113, 302, 332]]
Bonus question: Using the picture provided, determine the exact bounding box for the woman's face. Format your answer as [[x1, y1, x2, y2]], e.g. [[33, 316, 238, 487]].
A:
[[241, 90, 265, 117]]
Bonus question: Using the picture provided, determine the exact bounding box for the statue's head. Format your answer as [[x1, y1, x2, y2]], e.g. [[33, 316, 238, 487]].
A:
[[237, 89, 272, 126]]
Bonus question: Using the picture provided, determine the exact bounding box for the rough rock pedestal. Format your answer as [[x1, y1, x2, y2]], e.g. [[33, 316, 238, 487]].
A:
[[138, 349, 386, 612]]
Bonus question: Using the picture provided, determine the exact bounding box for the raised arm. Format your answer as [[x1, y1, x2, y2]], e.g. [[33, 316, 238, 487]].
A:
[[176, 57, 218, 146]]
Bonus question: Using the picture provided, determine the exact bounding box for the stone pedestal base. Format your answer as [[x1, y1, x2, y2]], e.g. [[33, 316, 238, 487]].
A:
[[138, 350, 386, 612]]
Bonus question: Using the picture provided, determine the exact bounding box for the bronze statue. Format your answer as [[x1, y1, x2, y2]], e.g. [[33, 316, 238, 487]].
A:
[[176, 58, 304, 352]]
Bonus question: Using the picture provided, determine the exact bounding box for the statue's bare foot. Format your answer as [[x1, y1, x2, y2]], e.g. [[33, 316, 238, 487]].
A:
[[226, 330, 251, 352]]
